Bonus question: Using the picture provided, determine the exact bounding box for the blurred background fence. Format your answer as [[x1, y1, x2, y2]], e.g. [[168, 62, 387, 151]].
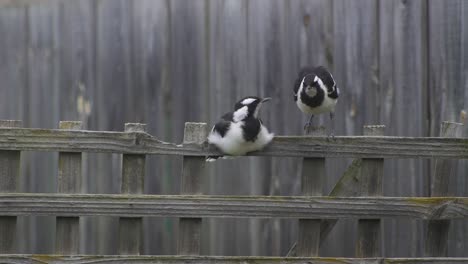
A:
[[0, 0, 467, 257]]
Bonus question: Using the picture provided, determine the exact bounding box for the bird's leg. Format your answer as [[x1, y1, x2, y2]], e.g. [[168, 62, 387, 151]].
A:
[[304, 115, 314, 134], [328, 112, 335, 140]]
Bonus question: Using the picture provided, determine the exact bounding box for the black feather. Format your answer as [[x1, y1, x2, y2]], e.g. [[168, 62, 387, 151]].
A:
[[293, 67, 315, 99], [242, 117, 261, 142], [212, 112, 233, 138]]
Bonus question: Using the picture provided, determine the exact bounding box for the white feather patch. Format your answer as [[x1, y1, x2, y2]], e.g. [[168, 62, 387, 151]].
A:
[[233, 106, 248, 122], [241, 98, 256, 105], [207, 121, 274, 156]]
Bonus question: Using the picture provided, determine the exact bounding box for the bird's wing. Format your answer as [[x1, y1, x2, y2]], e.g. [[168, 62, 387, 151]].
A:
[[211, 112, 233, 138], [313, 66, 337, 94], [293, 67, 315, 101]]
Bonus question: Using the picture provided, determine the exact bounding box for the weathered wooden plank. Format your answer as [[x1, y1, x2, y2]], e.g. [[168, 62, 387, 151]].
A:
[[357, 126, 384, 257], [0, 120, 21, 253], [178, 123, 206, 255], [0, 255, 466, 264], [318, 158, 363, 245], [297, 128, 325, 256], [425, 122, 463, 257], [119, 123, 146, 255], [56, 121, 82, 255], [0, 128, 467, 158], [0, 194, 466, 220], [379, 0, 430, 257]]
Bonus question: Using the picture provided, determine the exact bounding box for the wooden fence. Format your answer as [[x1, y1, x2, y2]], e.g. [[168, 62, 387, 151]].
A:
[[0, 119, 467, 263]]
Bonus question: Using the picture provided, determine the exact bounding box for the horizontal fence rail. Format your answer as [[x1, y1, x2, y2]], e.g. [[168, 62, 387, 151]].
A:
[[0, 194, 466, 219], [0, 255, 467, 264], [0, 127, 467, 158]]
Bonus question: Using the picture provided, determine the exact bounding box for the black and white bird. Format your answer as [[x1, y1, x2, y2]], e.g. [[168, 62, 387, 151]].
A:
[[293, 66, 339, 134], [207, 96, 274, 161]]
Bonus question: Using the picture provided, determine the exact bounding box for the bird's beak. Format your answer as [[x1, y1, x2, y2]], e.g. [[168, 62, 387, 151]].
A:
[[261, 97, 272, 103]]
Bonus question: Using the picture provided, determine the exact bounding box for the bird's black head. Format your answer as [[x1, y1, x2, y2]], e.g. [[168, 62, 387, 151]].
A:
[[301, 74, 320, 97], [233, 96, 272, 121]]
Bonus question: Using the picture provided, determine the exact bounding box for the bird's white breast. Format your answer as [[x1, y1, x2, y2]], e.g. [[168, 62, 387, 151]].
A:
[[207, 122, 274, 156], [297, 87, 338, 115]]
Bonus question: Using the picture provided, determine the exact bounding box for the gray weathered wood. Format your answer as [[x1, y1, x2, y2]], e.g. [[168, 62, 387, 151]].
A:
[[297, 127, 325, 256], [357, 125, 384, 257], [425, 122, 463, 257], [56, 121, 82, 255], [0, 194, 466, 220], [119, 123, 146, 255], [178, 123, 207, 255], [319, 159, 363, 244], [0, 128, 467, 159], [0, 255, 466, 264], [0, 120, 21, 253]]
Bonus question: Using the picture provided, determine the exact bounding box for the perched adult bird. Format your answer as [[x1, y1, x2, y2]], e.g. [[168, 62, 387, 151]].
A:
[[293, 66, 339, 135], [207, 96, 274, 161]]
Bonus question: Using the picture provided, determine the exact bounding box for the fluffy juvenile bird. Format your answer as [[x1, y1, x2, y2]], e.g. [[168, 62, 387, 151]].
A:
[[207, 96, 274, 161], [293, 66, 339, 134]]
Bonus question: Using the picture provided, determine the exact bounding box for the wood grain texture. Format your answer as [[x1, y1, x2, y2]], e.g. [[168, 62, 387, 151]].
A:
[[0, 128, 467, 158], [0, 255, 466, 264], [425, 122, 463, 257], [0, 194, 466, 220], [319, 159, 363, 245], [56, 121, 82, 255], [178, 123, 207, 255], [119, 123, 146, 255], [357, 126, 384, 257], [0, 0, 467, 257], [297, 129, 325, 256], [0, 120, 21, 253], [379, 1, 429, 257]]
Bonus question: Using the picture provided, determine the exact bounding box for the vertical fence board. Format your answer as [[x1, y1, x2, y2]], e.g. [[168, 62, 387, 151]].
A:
[[428, 1, 468, 255], [129, 0, 173, 255], [177, 123, 206, 255], [356, 125, 384, 257], [119, 123, 146, 255], [297, 128, 326, 256], [379, 0, 428, 257], [58, 0, 95, 254], [425, 121, 463, 257], [55, 121, 82, 254], [0, 120, 22, 253], [25, 3, 61, 253], [331, 0, 379, 257]]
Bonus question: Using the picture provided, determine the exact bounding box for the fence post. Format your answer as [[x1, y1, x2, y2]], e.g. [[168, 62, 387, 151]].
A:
[[119, 123, 146, 254], [0, 120, 22, 253], [56, 121, 82, 254], [425, 121, 462, 256], [297, 127, 326, 256], [177, 122, 207, 255], [356, 125, 385, 257]]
